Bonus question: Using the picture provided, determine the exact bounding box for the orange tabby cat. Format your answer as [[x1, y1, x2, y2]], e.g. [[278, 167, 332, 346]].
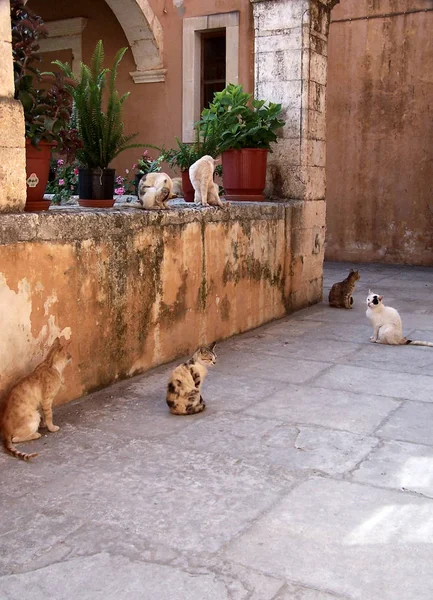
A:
[[1, 337, 71, 461]]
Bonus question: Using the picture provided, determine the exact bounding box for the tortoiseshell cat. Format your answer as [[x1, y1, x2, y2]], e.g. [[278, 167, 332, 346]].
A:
[[328, 268, 360, 309], [1, 337, 71, 461], [166, 343, 217, 415]]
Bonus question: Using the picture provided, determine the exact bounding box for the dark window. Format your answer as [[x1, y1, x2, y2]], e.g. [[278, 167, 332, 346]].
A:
[[201, 30, 226, 111]]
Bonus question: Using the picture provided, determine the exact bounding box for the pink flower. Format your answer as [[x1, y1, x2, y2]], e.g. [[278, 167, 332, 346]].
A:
[[58, 178, 65, 185], [73, 168, 79, 175], [115, 187, 125, 195], [142, 150, 149, 158], [116, 175, 124, 184], [125, 169, 129, 174], [132, 164, 137, 169], [57, 159, 64, 166]]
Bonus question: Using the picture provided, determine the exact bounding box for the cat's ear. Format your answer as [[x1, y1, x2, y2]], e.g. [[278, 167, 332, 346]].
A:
[[379, 295, 384, 302], [209, 341, 216, 352], [350, 268, 354, 273], [213, 157, 222, 165], [368, 289, 372, 294]]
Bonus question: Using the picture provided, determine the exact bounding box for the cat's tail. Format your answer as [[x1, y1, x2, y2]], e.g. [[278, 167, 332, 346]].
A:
[[402, 339, 433, 347], [2, 437, 38, 461]]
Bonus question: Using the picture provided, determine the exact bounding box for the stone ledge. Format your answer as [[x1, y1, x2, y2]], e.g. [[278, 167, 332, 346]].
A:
[[0, 201, 291, 245]]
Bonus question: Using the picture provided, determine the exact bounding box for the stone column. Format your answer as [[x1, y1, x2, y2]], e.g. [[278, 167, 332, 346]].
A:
[[251, 0, 333, 309], [0, 0, 26, 212]]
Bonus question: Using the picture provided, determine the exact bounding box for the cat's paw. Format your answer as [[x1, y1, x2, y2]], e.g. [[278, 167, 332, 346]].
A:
[[370, 337, 377, 343], [48, 425, 60, 433]]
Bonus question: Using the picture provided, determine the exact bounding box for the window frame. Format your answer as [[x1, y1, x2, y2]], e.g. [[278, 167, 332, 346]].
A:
[[182, 12, 239, 143]]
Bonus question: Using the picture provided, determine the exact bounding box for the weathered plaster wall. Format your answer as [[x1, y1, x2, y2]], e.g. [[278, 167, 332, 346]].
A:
[[0, 203, 324, 405], [28, 0, 254, 176], [326, 0, 433, 265]]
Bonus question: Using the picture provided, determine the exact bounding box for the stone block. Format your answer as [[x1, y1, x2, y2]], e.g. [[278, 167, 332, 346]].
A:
[[255, 28, 302, 53], [308, 81, 327, 114], [255, 79, 302, 110], [279, 166, 325, 200], [302, 108, 326, 141], [0, 41, 14, 97], [252, 0, 308, 34], [309, 51, 328, 85], [255, 48, 301, 82], [0, 145, 26, 212], [0, 98, 25, 148], [305, 139, 326, 167], [0, 0, 11, 43]]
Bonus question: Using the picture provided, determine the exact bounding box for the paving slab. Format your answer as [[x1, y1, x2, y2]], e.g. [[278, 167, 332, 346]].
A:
[[314, 364, 433, 402], [223, 478, 433, 600], [165, 413, 377, 476], [1, 261, 433, 600], [351, 438, 433, 497], [246, 384, 399, 436], [375, 401, 433, 445]]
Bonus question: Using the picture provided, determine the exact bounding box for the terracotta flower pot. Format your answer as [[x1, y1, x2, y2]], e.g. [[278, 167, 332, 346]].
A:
[[181, 170, 195, 203], [78, 168, 115, 208], [222, 148, 268, 201], [25, 140, 54, 211]]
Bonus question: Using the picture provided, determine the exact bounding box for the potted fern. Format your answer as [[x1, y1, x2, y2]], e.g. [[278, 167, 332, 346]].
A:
[[56, 41, 142, 207], [199, 84, 285, 201]]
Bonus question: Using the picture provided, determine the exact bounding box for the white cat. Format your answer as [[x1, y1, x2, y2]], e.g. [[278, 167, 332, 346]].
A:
[[189, 155, 224, 208], [366, 291, 433, 346]]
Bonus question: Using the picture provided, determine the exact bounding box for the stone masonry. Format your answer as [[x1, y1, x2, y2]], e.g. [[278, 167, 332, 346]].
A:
[[0, 0, 26, 212]]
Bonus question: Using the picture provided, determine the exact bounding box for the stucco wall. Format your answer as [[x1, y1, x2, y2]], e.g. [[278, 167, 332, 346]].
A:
[[0, 202, 324, 405], [326, 0, 433, 265], [28, 0, 254, 176]]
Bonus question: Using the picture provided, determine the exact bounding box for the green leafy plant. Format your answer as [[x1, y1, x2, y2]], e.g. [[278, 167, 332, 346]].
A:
[[198, 83, 285, 153], [133, 150, 164, 176], [55, 40, 142, 169], [11, 0, 81, 155], [46, 158, 79, 204], [159, 124, 219, 172]]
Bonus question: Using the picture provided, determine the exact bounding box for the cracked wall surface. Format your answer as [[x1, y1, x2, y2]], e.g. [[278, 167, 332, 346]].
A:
[[0, 203, 324, 404]]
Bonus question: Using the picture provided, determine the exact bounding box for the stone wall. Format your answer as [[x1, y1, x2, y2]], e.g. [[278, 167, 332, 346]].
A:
[[0, 203, 324, 405], [0, 0, 26, 212], [326, 0, 433, 265]]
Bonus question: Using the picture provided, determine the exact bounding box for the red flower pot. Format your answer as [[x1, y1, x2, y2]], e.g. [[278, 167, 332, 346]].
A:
[[25, 140, 53, 211], [181, 170, 195, 203], [222, 148, 268, 201]]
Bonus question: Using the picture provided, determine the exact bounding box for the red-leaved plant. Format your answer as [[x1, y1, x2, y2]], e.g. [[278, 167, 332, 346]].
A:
[[11, 0, 82, 159]]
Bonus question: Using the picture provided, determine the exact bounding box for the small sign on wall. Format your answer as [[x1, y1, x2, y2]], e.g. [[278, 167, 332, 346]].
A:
[[27, 173, 39, 188]]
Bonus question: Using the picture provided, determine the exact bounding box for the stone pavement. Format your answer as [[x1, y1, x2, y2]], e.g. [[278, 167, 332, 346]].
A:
[[1, 261, 433, 600]]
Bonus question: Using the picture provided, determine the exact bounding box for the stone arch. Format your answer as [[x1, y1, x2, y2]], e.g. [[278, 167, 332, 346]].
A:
[[104, 0, 166, 83], [23, 0, 166, 83]]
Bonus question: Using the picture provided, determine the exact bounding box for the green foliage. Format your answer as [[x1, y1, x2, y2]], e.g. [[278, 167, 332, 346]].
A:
[[11, 0, 80, 154], [198, 83, 285, 153], [54, 40, 142, 169], [135, 150, 164, 175], [46, 158, 79, 204], [158, 124, 219, 171]]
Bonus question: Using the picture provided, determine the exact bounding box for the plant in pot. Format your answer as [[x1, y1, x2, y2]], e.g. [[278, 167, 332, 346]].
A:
[[161, 125, 220, 203], [199, 84, 285, 201], [11, 0, 81, 211], [55, 40, 142, 207]]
